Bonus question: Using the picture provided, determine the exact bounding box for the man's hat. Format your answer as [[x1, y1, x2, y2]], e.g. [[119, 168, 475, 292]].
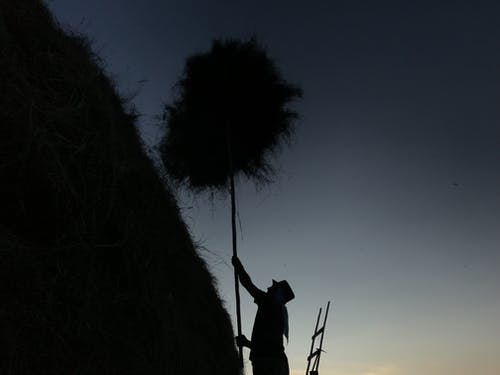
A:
[[272, 279, 295, 303]]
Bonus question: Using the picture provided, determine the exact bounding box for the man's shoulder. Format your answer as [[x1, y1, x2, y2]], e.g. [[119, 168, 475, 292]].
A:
[[253, 290, 269, 304]]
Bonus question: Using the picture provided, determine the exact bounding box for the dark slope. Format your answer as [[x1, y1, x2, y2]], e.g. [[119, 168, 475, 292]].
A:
[[0, 1, 240, 374]]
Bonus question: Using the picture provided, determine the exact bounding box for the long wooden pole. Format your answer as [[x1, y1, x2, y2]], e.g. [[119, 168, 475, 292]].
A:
[[226, 127, 244, 369], [230, 172, 244, 368]]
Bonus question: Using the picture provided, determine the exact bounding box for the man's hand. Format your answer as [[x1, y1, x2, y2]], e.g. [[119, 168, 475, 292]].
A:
[[232, 256, 243, 270], [235, 334, 251, 348]]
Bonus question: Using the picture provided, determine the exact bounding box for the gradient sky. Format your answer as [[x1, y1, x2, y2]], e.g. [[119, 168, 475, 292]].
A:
[[47, 1, 500, 374]]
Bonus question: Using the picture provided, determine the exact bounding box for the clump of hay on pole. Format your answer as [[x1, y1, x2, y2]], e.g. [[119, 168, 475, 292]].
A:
[[161, 37, 302, 190]]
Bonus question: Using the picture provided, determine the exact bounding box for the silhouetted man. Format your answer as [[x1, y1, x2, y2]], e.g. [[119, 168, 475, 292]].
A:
[[232, 256, 295, 375]]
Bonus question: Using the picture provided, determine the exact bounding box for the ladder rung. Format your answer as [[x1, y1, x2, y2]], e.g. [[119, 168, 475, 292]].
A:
[[312, 327, 324, 339], [307, 349, 321, 361]]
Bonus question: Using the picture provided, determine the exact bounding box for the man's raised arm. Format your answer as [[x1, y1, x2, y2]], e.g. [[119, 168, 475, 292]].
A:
[[232, 256, 265, 300]]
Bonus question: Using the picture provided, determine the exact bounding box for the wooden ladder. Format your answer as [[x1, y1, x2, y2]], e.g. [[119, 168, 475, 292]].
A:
[[305, 301, 331, 375]]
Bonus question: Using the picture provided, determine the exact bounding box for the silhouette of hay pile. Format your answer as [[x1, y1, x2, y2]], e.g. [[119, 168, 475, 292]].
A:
[[0, 1, 240, 374], [161, 38, 302, 191]]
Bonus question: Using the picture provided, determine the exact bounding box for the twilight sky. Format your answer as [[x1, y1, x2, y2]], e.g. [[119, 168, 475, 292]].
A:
[[47, 1, 500, 374]]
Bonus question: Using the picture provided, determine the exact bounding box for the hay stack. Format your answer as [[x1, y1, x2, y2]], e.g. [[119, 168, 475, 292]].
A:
[[0, 1, 240, 374]]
